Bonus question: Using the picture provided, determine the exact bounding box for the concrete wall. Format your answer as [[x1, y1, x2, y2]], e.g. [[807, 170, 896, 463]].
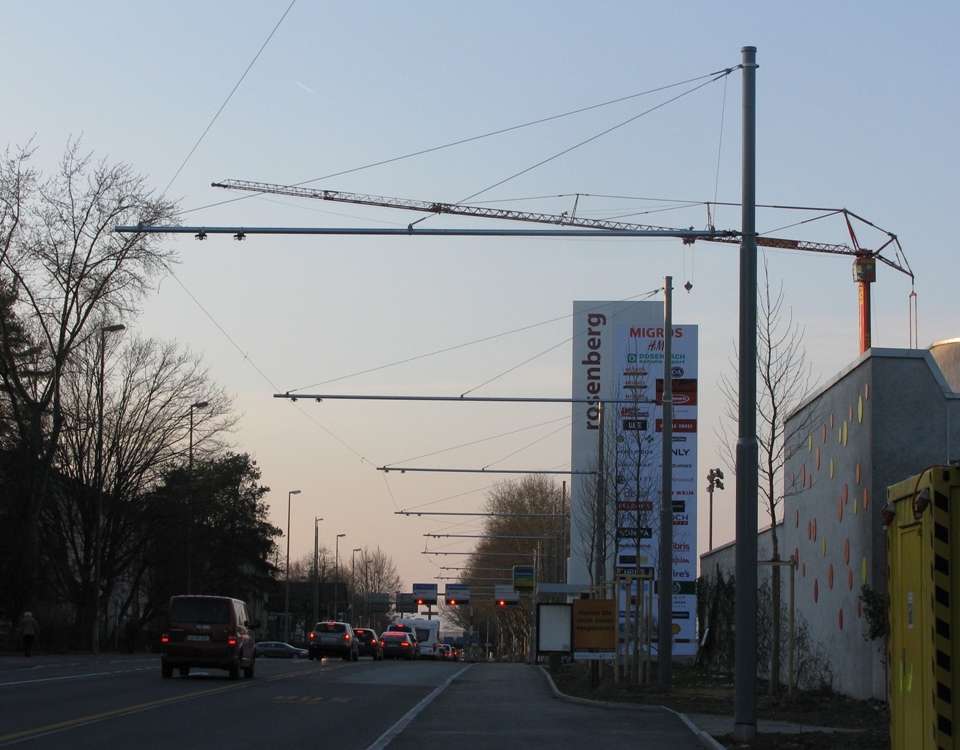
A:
[[782, 346, 960, 700], [700, 524, 781, 587]]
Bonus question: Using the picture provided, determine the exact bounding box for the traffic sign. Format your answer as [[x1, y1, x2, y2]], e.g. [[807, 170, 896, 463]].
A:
[[411, 583, 437, 606], [512, 565, 535, 591]]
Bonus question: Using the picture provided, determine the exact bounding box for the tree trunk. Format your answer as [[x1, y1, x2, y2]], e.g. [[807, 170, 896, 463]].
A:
[[770, 536, 782, 696]]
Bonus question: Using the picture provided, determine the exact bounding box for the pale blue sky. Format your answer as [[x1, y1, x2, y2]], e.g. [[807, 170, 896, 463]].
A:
[[4, 1, 958, 587]]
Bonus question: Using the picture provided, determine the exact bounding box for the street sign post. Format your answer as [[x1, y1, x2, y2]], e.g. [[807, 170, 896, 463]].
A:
[[512, 565, 535, 591]]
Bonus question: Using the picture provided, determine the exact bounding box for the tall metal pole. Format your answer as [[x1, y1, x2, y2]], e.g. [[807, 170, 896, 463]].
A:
[[734, 44, 759, 744], [92, 330, 106, 654], [334, 533, 345, 619], [658, 276, 674, 689], [313, 516, 322, 625], [594, 400, 606, 588], [708, 483, 715, 551], [187, 407, 193, 596], [284, 489, 300, 642]]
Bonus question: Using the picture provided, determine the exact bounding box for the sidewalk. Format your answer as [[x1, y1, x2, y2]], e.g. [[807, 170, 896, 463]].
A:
[[389, 662, 704, 749], [686, 712, 863, 736]]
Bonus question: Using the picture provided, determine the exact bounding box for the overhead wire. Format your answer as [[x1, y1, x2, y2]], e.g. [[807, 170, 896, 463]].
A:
[[409, 68, 737, 227], [482, 422, 572, 470], [179, 66, 735, 216], [383, 415, 570, 468], [286, 289, 660, 393], [163, 0, 297, 195]]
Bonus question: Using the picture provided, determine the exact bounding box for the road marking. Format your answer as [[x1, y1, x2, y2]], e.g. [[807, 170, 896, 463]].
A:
[[365, 665, 471, 750], [0, 664, 322, 747], [0, 667, 154, 687]]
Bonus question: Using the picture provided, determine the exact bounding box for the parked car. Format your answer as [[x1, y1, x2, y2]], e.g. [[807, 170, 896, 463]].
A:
[[353, 628, 382, 660], [380, 631, 417, 660], [160, 595, 257, 680], [437, 644, 451, 660], [255, 641, 308, 659], [307, 621, 358, 661]]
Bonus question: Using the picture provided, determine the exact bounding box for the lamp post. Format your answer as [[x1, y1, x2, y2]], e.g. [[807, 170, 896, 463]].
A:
[[92, 323, 125, 654], [284, 490, 301, 642], [313, 516, 323, 625], [334, 533, 346, 619], [706, 469, 725, 551], [352, 547, 361, 625], [186, 400, 208, 595]]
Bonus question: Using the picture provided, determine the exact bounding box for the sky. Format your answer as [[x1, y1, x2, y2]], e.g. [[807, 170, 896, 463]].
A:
[[4, 1, 958, 591]]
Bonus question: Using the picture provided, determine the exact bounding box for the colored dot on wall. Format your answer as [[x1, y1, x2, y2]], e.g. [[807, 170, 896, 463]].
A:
[[795, 509, 800, 528], [814, 579, 819, 603], [861, 557, 868, 585], [844, 538, 851, 566], [813, 518, 818, 541], [816, 447, 822, 470], [808, 434, 813, 452], [801, 464, 807, 485], [807, 472, 814, 489], [821, 537, 827, 557], [864, 382, 870, 400], [853, 495, 859, 515], [838, 608, 844, 631], [828, 564, 834, 589], [855, 463, 862, 484], [828, 458, 835, 479], [857, 395, 864, 423], [863, 487, 870, 511], [842, 421, 849, 446], [842, 484, 849, 505], [848, 404, 853, 421], [848, 568, 854, 591], [837, 496, 844, 522], [838, 425, 843, 444], [830, 413, 835, 429]]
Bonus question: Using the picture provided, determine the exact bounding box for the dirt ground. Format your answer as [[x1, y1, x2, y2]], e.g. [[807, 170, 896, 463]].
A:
[[550, 663, 889, 748]]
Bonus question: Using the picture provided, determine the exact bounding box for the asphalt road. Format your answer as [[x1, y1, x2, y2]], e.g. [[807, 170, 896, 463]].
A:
[[0, 655, 702, 749]]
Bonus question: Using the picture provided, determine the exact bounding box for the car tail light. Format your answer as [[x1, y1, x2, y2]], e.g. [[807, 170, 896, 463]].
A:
[[400, 641, 409, 647], [160, 633, 170, 645], [380, 640, 385, 647], [308, 632, 316, 640], [227, 635, 238, 647], [343, 633, 351, 641]]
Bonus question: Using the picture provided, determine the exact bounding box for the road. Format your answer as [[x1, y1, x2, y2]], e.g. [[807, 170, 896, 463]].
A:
[[0, 655, 702, 749]]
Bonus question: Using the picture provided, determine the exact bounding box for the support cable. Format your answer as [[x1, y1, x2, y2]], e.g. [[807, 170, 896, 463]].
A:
[[180, 66, 735, 216], [164, 0, 296, 194]]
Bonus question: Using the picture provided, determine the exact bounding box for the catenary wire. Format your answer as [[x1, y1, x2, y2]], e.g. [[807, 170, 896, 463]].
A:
[[482, 422, 572, 470], [410, 70, 735, 226], [163, 1, 296, 195], [383, 416, 571, 468], [178, 66, 734, 216], [459, 287, 661, 397], [286, 289, 660, 393]]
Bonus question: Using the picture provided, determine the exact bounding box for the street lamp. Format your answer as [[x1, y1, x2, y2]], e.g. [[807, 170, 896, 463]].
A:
[[313, 516, 324, 624], [92, 323, 125, 655], [285, 490, 301, 642], [707, 468, 725, 551], [334, 533, 346, 619], [352, 547, 361, 625], [186, 400, 209, 595]]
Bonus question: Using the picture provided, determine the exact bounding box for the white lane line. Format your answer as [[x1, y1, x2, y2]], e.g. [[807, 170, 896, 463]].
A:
[[365, 665, 471, 750], [0, 667, 152, 687]]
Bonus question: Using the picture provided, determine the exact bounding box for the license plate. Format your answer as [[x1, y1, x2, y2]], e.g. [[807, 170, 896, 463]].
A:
[[186, 635, 210, 642]]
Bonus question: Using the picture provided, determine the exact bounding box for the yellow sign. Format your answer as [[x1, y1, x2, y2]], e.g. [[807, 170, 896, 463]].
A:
[[572, 599, 617, 651]]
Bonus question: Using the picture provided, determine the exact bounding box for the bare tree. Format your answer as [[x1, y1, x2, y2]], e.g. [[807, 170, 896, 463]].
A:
[[44, 335, 232, 641], [718, 255, 815, 694], [0, 140, 176, 617]]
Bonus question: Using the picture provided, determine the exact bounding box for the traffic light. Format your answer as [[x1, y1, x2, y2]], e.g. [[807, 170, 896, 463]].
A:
[[416, 598, 425, 606], [446, 597, 458, 606], [496, 598, 519, 608]]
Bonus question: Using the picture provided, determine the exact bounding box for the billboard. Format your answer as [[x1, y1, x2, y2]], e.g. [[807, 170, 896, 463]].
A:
[[569, 301, 698, 656]]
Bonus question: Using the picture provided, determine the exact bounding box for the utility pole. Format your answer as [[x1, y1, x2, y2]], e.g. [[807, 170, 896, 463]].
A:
[[186, 399, 208, 596], [313, 516, 323, 625], [591, 401, 606, 687], [734, 44, 759, 744], [658, 276, 673, 690], [352, 547, 361, 624], [284, 489, 301, 642], [334, 533, 346, 619], [92, 323, 124, 654]]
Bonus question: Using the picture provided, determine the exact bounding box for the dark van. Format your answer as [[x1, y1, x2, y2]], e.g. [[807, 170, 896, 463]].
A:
[[160, 595, 257, 680]]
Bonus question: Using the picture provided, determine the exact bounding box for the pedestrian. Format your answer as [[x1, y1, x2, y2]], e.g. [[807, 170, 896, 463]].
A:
[[20, 611, 39, 657]]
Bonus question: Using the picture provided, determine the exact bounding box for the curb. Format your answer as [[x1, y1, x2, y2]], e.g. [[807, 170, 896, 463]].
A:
[[537, 666, 724, 750]]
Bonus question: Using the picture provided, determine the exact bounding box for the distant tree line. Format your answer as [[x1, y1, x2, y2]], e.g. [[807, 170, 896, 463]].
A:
[[0, 141, 281, 651]]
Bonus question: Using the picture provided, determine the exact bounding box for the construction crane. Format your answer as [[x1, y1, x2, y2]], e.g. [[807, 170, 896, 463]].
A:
[[211, 179, 914, 353]]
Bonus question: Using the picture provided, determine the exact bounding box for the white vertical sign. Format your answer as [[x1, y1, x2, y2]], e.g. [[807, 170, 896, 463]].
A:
[[569, 301, 698, 657]]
